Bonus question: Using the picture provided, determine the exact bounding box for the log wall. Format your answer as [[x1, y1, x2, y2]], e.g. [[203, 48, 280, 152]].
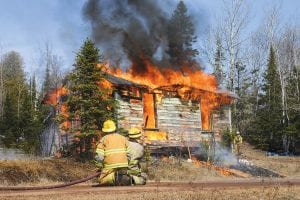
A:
[[115, 92, 144, 130], [156, 97, 202, 143], [211, 106, 232, 131]]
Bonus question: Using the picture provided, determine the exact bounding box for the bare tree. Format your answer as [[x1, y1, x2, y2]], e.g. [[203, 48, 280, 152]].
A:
[[0, 50, 4, 119], [219, 0, 250, 92], [39, 42, 64, 97]]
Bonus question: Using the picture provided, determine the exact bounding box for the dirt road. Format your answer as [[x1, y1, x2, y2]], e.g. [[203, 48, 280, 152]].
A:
[[0, 179, 299, 199]]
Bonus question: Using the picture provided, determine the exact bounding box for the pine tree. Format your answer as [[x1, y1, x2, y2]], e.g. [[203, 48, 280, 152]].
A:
[[0, 51, 26, 148], [284, 63, 300, 153], [232, 61, 251, 133], [20, 77, 44, 153], [67, 38, 116, 159], [31, 75, 37, 111], [42, 65, 51, 98], [213, 36, 225, 86], [167, 1, 199, 68], [1, 94, 18, 147], [251, 46, 282, 150]]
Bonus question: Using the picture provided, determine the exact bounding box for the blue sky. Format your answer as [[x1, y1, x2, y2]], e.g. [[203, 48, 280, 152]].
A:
[[0, 0, 299, 81]]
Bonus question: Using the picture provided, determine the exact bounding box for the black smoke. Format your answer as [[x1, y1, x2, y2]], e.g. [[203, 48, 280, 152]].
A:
[[83, 0, 173, 74]]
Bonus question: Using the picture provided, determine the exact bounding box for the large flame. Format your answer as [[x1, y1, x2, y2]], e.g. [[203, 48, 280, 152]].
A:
[[105, 57, 231, 130], [105, 58, 217, 92], [44, 87, 68, 105]]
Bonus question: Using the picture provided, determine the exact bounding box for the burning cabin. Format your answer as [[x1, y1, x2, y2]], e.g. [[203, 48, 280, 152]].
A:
[[104, 73, 236, 147], [41, 66, 236, 156]]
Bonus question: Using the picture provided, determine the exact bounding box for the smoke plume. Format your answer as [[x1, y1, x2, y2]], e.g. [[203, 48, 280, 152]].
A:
[[83, 0, 175, 74]]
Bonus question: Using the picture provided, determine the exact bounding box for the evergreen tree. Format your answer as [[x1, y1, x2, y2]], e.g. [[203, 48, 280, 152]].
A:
[[213, 36, 225, 86], [283, 64, 300, 153], [20, 77, 44, 153], [167, 1, 199, 68], [31, 75, 37, 111], [0, 52, 43, 153], [1, 94, 19, 147], [232, 61, 251, 133], [0, 51, 26, 147], [42, 65, 51, 98], [67, 38, 116, 159], [250, 46, 282, 150]]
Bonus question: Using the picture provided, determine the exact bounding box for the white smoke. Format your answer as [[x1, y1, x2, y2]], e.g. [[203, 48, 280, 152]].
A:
[[213, 143, 238, 166], [193, 142, 238, 166], [0, 147, 37, 160]]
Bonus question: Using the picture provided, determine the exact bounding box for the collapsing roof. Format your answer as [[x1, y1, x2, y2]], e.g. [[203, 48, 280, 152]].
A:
[[105, 73, 237, 99]]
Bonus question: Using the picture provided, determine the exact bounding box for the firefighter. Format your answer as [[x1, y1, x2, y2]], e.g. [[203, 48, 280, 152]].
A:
[[95, 120, 132, 186], [233, 131, 243, 156], [127, 127, 146, 185]]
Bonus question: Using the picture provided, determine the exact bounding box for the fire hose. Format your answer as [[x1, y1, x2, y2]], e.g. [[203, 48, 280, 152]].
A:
[[0, 171, 103, 191]]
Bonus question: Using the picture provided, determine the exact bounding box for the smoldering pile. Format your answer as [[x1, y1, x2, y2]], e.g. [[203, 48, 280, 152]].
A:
[[229, 159, 284, 178]]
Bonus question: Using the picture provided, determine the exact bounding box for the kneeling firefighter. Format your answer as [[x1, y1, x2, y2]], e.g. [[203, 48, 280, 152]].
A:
[[127, 127, 147, 185], [95, 120, 132, 186]]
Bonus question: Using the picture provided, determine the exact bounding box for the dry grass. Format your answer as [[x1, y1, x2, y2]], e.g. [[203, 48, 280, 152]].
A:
[[0, 157, 235, 186], [0, 159, 96, 185], [0, 143, 299, 187], [145, 158, 234, 182], [1, 186, 299, 200], [240, 143, 300, 178]]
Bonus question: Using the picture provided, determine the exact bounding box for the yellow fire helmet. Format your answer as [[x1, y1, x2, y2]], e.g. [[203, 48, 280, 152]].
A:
[[102, 120, 116, 133], [128, 127, 142, 139]]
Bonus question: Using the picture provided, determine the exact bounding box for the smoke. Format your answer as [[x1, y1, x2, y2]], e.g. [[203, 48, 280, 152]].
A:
[[213, 143, 238, 165], [82, 0, 175, 73], [0, 147, 37, 160], [194, 142, 238, 166]]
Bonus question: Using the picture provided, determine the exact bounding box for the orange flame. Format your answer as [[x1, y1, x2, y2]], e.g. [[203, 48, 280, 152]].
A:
[[191, 156, 233, 176], [105, 57, 232, 130], [144, 131, 167, 141], [143, 93, 156, 129], [44, 87, 69, 105]]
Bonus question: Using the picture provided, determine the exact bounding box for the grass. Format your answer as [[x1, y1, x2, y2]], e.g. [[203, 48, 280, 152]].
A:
[[0, 158, 96, 185], [1, 186, 299, 200], [0, 143, 299, 186], [145, 158, 233, 182], [0, 145, 299, 200], [240, 143, 300, 178]]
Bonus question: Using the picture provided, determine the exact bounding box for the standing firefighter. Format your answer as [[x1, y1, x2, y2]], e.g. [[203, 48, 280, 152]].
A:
[[95, 120, 132, 186], [127, 127, 146, 185], [233, 131, 243, 156]]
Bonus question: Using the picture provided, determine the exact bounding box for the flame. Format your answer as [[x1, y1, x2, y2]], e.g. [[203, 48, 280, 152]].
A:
[[105, 57, 233, 130], [105, 58, 217, 92], [191, 156, 233, 176], [44, 87, 69, 105], [144, 131, 167, 141], [143, 93, 156, 128], [60, 104, 71, 132]]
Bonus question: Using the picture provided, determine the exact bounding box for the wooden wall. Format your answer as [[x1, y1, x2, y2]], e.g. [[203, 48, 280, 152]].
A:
[[115, 92, 144, 130], [211, 106, 232, 131], [156, 96, 202, 143], [115, 90, 232, 147]]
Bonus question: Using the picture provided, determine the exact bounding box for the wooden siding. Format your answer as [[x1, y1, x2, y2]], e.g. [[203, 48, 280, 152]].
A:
[[211, 106, 232, 131], [115, 92, 144, 130], [156, 97, 202, 143]]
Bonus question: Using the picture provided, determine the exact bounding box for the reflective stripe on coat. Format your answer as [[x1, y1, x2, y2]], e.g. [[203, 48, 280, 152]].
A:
[[96, 133, 131, 169]]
